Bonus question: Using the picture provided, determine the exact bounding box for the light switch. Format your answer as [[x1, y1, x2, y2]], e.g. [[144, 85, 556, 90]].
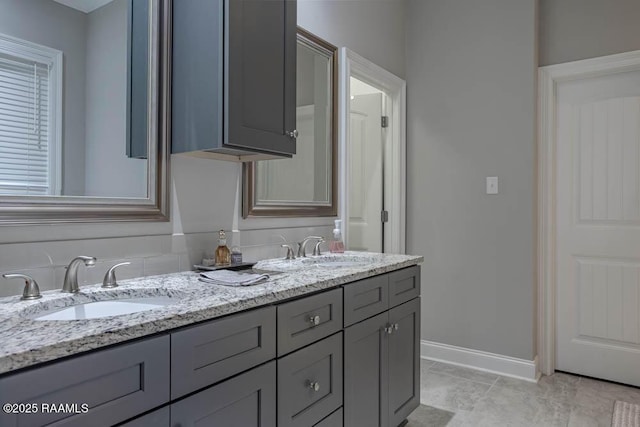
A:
[[486, 177, 498, 194]]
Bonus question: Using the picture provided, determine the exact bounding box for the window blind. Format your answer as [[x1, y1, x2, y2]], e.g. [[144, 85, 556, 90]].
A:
[[0, 52, 51, 195]]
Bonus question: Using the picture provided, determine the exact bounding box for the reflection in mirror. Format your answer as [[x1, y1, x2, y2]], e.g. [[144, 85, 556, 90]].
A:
[[0, 0, 169, 224], [244, 28, 337, 217], [0, 0, 151, 198]]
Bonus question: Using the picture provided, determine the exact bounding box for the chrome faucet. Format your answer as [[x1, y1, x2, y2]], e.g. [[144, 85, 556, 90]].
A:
[[297, 236, 325, 258], [62, 256, 97, 293]]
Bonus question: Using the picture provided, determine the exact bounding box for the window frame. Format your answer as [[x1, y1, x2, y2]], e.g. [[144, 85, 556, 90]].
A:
[[0, 32, 62, 196]]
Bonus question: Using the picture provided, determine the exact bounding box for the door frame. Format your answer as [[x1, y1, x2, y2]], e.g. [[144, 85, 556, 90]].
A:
[[338, 48, 407, 254], [538, 49, 640, 376]]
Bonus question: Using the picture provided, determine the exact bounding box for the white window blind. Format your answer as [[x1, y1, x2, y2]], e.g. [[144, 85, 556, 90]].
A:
[[0, 49, 55, 195]]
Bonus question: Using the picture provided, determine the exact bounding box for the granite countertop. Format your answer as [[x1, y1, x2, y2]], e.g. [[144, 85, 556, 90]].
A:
[[0, 252, 422, 375]]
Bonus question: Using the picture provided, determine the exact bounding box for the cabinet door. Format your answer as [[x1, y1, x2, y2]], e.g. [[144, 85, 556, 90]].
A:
[[171, 361, 276, 427], [172, 0, 223, 154], [226, 0, 297, 155], [388, 298, 421, 427], [278, 333, 343, 427], [314, 407, 343, 427], [344, 312, 389, 427]]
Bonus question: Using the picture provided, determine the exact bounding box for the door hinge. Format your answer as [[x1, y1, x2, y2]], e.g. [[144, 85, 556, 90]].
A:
[[381, 116, 389, 128], [381, 210, 389, 223]]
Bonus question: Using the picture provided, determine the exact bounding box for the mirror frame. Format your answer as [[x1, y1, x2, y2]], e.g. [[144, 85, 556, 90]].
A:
[[243, 27, 338, 218], [0, 0, 171, 225]]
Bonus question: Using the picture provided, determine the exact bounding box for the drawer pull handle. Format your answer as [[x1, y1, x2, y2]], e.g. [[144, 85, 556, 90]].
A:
[[309, 315, 321, 326], [308, 381, 320, 392]]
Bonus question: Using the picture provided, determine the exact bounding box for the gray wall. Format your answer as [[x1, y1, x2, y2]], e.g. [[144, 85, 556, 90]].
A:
[[84, 0, 147, 198], [298, 0, 405, 78], [0, 0, 87, 195], [405, 0, 538, 360], [540, 0, 640, 66]]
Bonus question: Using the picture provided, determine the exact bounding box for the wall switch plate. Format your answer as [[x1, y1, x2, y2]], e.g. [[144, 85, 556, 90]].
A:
[[486, 176, 498, 194]]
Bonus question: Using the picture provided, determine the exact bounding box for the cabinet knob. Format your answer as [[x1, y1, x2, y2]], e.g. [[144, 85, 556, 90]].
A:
[[286, 129, 299, 139], [384, 324, 394, 335], [394, 323, 400, 331], [308, 381, 320, 392], [309, 315, 321, 326]]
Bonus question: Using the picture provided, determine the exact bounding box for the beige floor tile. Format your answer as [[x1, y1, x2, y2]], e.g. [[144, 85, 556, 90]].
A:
[[420, 371, 492, 412]]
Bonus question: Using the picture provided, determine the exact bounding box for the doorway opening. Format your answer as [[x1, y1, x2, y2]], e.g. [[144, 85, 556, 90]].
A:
[[348, 77, 386, 252], [339, 49, 406, 254]]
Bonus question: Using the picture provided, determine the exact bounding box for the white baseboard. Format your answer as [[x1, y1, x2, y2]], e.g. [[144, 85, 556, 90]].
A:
[[421, 340, 540, 382]]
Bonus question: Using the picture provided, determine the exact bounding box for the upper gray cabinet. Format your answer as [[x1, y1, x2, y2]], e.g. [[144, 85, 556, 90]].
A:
[[172, 0, 297, 162]]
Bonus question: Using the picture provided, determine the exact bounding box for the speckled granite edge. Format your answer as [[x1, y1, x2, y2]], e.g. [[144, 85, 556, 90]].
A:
[[0, 252, 422, 374]]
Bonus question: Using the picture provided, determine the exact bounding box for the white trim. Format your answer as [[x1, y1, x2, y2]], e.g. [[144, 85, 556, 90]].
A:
[[338, 48, 407, 254], [421, 340, 540, 382], [0, 32, 63, 196], [537, 49, 640, 376]]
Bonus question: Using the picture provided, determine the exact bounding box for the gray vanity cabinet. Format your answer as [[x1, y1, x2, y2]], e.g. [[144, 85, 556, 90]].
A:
[[172, 0, 297, 160], [344, 274, 421, 427], [0, 265, 421, 427], [170, 361, 276, 427]]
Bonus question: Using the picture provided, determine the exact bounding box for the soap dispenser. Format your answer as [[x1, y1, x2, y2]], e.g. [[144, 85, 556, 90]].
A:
[[329, 220, 345, 253], [215, 230, 231, 266]]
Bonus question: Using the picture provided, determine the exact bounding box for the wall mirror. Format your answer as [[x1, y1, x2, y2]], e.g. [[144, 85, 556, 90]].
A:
[[243, 28, 337, 217], [0, 0, 170, 224]]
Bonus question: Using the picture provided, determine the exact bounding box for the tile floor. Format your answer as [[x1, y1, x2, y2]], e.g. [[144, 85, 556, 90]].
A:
[[406, 359, 640, 426]]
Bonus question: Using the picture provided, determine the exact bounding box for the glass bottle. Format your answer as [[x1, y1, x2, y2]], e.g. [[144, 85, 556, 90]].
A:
[[214, 229, 231, 266]]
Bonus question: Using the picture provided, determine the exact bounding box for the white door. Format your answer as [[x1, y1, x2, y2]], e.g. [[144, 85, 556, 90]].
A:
[[348, 93, 383, 252], [556, 67, 640, 386]]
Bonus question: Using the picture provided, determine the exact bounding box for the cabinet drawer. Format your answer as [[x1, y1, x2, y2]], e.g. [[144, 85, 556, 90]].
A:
[[171, 361, 276, 427], [117, 407, 170, 427], [343, 274, 389, 326], [388, 266, 421, 307], [314, 407, 343, 427], [277, 288, 342, 356], [171, 305, 276, 399], [278, 332, 343, 427], [0, 335, 170, 427]]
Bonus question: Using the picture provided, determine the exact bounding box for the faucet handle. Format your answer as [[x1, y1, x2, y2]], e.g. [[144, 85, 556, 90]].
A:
[[3, 273, 42, 300], [102, 262, 131, 289], [312, 239, 325, 256], [281, 244, 296, 260]]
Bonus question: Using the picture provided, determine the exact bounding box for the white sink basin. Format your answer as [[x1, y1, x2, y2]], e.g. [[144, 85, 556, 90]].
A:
[[302, 260, 369, 268], [30, 297, 175, 321], [301, 256, 371, 268]]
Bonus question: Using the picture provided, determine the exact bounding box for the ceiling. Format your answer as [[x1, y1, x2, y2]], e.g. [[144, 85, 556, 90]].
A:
[[52, 0, 113, 14]]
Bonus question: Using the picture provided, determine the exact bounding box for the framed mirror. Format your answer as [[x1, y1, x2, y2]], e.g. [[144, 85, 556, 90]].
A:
[[243, 28, 337, 218], [0, 0, 170, 224]]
